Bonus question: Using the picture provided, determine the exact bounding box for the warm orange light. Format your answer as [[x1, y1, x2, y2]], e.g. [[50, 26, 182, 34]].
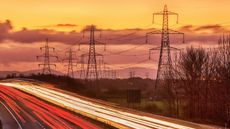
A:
[[0, 0, 229, 31]]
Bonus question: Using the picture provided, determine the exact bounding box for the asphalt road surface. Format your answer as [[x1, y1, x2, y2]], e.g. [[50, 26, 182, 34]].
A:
[[0, 85, 98, 129]]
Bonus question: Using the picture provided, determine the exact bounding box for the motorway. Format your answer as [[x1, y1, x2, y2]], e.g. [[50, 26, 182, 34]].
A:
[[0, 79, 217, 129], [0, 85, 98, 129]]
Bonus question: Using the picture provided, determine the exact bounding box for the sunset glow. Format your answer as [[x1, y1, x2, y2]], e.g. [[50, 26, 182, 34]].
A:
[[0, 0, 229, 31], [0, 0, 229, 78]]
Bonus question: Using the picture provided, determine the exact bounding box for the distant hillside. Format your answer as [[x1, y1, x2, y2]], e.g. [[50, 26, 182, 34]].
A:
[[0, 69, 64, 78], [115, 67, 156, 79], [73, 67, 157, 79], [0, 67, 156, 79]]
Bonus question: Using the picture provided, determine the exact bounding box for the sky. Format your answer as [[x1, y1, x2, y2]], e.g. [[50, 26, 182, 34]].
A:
[[1, 0, 230, 30], [0, 0, 229, 78]]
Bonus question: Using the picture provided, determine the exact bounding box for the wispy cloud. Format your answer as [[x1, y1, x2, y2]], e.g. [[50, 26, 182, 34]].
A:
[[179, 24, 230, 33], [37, 23, 78, 28], [0, 20, 228, 45]]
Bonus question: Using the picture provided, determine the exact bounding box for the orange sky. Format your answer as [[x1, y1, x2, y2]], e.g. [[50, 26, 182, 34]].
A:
[[0, 0, 229, 77], [0, 0, 230, 31]]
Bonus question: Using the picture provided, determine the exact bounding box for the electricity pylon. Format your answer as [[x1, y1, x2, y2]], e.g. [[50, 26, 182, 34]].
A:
[[37, 38, 58, 74], [79, 54, 86, 79], [146, 5, 184, 89], [102, 63, 110, 79], [63, 48, 77, 78], [112, 70, 117, 79], [79, 25, 106, 81], [79, 52, 104, 80], [129, 68, 136, 78], [218, 34, 230, 65], [96, 55, 105, 79]]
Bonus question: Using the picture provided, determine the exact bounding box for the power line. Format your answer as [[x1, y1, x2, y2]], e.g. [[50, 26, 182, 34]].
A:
[[99, 24, 154, 41], [105, 42, 147, 56], [109, 58, 150, 70]]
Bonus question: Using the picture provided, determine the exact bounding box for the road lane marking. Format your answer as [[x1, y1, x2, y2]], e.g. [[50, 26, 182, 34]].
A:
[[0, 101, 23, 129]]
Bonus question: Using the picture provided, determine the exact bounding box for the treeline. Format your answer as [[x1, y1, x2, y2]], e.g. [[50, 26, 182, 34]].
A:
[[162, 36, 230, 126]]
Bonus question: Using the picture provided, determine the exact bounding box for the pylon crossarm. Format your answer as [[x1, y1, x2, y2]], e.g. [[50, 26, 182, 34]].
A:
[[153, 12, 164, 15], [168, 29, 183, 34], [49, 55, 58, 59], [149, 46, 161, 51], [168, 29, 185, 39], [39, 47, 54, 50], [49, 47, 55, 51], [95, 40, 106, 45], [95, 53, 103, 56], [146, 30, 162, 35], [49, 64, 57, 67], [81, 53, 103, 57], [149, 46, 161, 59], [78, 42, 89, 50], [146, 30, 162, 43], [40, 47, 44, 50], [36, 55, 45, 59], [40, 47, 55, 51], [65, 52, 76, 57], [64, 64, 77, 66], [153, 12, 164, 23], [167, 11, 179, 23], [38, 63, 56, 67], [168, 29, 185, 43], [38, 64, 45, 66], [153, 12, 178, 23], [169, 46, 181, 51], [65, 51, 76, 54], [167, 11, 178, 15], [95, 40, 106, 51]]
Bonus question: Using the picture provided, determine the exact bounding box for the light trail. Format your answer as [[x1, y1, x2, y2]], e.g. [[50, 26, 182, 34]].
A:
[[0, 101, 23, 129], [0, 82, 196, 129], [0, 85, 98, 129]]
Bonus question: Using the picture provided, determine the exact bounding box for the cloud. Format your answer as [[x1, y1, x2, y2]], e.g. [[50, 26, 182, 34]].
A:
[[38, 24, 78, 28], [0, 20, 12, 41], [0, 20, 228, 45], [56, 24, 78, 27], [0, 20, 228, 74], [178, 25, 194, 33], [179, 24, 230, 34], [8, 28, 81, 43]]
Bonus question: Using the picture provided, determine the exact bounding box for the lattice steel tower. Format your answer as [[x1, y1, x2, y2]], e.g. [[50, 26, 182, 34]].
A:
[[146, 5, 184, 89], [79, 54, 86, 79], [78, 25, 106, 80], [37, 38, 58, 74], [85, 26, 98, 80], [64, 48, 77, 78]]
